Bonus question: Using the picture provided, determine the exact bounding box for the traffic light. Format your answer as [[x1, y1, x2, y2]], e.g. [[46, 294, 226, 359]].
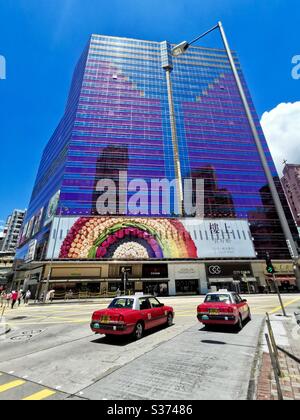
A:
[[265, 253, 275, 274]]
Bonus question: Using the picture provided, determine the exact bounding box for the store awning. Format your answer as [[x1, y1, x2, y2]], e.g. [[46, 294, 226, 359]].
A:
[[209, 278, 235, 283], [209, 277, 257, 284]]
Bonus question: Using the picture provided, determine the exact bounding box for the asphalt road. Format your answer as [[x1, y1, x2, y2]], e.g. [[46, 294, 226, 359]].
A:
[[0, 294, 299, 400]]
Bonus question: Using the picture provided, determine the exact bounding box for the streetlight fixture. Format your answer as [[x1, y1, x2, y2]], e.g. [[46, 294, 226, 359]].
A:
[[171, 24, 219, 57], [172, 21, 300, 290], [171, 41, 189, 57]]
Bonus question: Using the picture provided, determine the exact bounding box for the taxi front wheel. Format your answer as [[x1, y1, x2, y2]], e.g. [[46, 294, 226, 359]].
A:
[[166, 313, 173, 327]]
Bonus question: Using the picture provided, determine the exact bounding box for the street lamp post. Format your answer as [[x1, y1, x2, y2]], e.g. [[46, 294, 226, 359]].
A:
[[121, 267, 129, 295], [165, 68, 184, 216], [171, 22, 300, 289]]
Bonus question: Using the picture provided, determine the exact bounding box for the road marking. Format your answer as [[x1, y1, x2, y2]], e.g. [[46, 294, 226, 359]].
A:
[[23, 389, 56, 401], [0, 380, 26, 393], [8, 319, 91, 326], [270, 297, 300, 314]]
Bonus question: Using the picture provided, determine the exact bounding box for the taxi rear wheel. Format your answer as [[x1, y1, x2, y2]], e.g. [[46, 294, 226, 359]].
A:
[[134, 322, 144, 340], [236, 315, 243, 331]]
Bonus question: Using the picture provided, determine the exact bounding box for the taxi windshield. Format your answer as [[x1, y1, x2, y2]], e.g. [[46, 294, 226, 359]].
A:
[[205, 294, 231, 304], [108, 298, 134, 309]]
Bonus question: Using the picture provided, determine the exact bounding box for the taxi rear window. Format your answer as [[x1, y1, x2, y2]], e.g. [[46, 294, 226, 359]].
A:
[[205, 294, 231, 304], [109, 298, 134, 309]]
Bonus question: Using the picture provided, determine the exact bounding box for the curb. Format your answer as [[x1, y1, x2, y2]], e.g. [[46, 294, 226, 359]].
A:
[[247, 316, 266, 400], [29, 299, 112, 306], [0, 325, 11, 336]]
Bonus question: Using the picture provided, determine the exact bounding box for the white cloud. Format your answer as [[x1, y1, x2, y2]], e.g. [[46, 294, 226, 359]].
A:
[[260, 102, 300, 175]]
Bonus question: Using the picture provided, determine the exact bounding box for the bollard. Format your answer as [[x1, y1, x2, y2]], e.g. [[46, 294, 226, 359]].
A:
[[0, 304, 7, 322]]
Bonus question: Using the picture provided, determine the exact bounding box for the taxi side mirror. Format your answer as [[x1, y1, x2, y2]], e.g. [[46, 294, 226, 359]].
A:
[[242, 299, 247, 303]]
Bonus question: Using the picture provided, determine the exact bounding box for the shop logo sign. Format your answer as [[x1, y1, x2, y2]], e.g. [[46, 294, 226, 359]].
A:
[[292, 55, 300, 80], [0, 55, 6, 80], [208, 265, 222, 275]]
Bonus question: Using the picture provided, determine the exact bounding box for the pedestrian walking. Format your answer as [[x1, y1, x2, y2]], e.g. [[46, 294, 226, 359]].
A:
[[11, 291, 18, 309], [0, 291, 6, 308], [49, 290, 55, 303], [25, 290, 31, 305], [66, 289, 73, 300], [18, 290, 23, 306], [5, 292, 11, 308]]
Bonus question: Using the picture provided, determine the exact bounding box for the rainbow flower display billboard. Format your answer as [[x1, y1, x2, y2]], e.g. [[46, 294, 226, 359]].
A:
[[47, 216, 256, 260]]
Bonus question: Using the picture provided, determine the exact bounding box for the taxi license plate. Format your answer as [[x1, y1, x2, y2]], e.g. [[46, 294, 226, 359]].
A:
[[209, 309, 219, 315], [101, 316, 110, 324]]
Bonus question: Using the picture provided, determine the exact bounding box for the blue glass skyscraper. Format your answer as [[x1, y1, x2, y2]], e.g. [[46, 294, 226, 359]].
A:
[[15, 35, 299, 296]]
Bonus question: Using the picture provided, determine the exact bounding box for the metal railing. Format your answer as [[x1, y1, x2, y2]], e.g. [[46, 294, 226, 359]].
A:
[[42, 289, 134, 302], [265, 313, 283, 400]]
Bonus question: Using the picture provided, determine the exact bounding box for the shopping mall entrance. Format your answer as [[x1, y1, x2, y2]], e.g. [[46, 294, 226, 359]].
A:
[[175, 279, 199, 295], [143, 281, 169, 297]]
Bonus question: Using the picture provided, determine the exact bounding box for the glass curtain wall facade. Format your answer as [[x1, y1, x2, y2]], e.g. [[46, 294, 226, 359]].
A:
[[16, 35, 298, 262]]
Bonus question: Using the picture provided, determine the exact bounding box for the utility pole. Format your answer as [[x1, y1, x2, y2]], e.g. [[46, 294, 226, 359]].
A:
[[266, 253, 287, 317]]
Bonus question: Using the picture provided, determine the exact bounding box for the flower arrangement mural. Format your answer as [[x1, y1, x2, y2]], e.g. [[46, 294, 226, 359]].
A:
[[59, 217, 198, 260]]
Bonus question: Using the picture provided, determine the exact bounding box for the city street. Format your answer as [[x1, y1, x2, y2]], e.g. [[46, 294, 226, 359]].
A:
[[0, 294, 299, 400]]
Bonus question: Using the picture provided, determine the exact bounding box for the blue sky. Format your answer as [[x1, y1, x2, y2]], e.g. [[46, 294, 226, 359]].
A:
[[0, 0, 299, 224]]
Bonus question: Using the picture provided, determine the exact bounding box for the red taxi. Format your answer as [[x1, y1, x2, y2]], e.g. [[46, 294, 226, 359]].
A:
[[197, 291, 251, 330], [91, 295, 174, 340]]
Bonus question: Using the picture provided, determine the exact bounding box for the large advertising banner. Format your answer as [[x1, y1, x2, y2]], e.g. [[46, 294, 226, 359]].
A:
[[46, 216, 256, 260], [183, 218, 256, 259]]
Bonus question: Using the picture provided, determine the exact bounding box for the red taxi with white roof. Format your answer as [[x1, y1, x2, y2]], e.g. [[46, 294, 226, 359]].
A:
[[91, 294, 174, 340], [197, 291, 251, 330]]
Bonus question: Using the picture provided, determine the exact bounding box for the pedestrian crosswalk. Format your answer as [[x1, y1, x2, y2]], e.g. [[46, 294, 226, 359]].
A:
[[22, 389, 57, 401], [0, 379, 26, 394], [0, 372, 65, 400]]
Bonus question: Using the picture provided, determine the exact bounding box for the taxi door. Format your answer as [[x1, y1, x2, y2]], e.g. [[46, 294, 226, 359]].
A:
[[138, 297, 155, 329], [234, 294, 249, 320], [148, 297, 167, 327]]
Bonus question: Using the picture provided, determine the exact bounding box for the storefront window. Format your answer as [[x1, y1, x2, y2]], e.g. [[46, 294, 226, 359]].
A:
[[176, 280, 198, 295], [143, 282, 169, 296], [109, 281, 135, 294]]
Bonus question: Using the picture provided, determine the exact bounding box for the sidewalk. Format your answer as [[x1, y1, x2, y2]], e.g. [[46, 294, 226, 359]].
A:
[[28, 298, 112, 306], [256, 313, 300, 400], [27, 294, 205, 306]]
